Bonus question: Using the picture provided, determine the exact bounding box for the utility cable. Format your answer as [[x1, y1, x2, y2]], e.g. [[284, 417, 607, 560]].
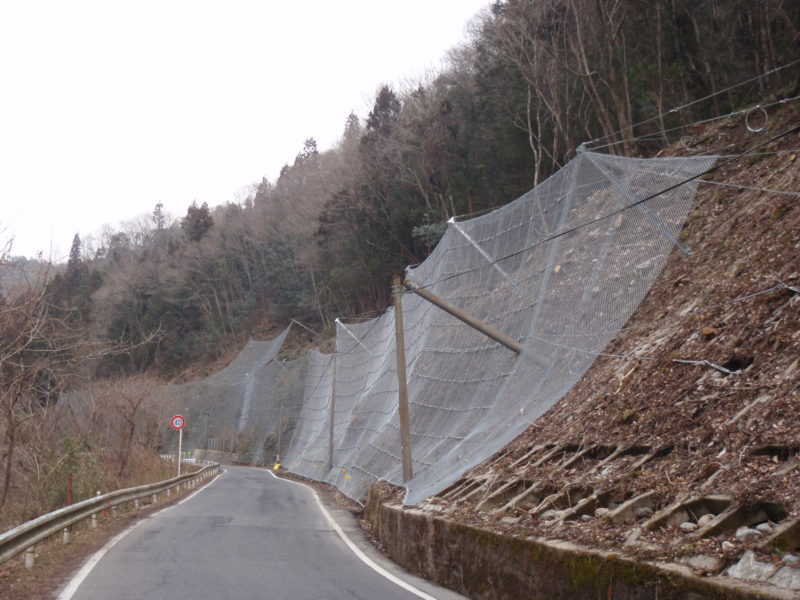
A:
[[585, 59, 800, 149], [588, 94, 800, 151], [413, 124, 800, 292]]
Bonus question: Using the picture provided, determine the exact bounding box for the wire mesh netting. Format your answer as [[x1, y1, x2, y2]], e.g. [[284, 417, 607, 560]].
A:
[[162, 150, 717, 504], [160, 327, 306, 463]]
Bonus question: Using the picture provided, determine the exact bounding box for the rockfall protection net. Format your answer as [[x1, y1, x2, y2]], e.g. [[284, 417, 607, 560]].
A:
[[165, 150, 718, 505], [160, 327, 305, 464]]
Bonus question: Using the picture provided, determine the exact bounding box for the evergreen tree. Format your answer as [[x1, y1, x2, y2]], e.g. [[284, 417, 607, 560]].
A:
[[365, 86, 401, 138], [152, 202, 166, 230], [181, 201, 213, 241], [294, 138, 319, 166], [67, 233, 81, 272], [65, 233, 84, 294], [343, 112, 361, 143]]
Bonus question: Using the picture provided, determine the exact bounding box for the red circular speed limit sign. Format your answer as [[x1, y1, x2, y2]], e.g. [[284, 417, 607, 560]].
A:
[[170, 415, 186, 430]]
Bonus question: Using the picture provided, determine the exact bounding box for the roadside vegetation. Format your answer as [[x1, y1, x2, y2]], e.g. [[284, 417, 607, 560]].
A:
[[0, 256, 172, 530]]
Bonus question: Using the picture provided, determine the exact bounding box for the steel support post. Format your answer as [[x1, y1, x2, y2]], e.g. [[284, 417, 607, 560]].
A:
[[328, 355, 336, 470]]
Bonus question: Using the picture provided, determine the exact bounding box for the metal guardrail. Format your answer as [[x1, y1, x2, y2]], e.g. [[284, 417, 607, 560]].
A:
[[159, 454, 215, 467], [0, 463, 220, 568]]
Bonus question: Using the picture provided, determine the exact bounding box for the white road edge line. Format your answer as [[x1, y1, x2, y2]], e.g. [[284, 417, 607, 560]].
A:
[[57, 471, 224, 600], [267, 470, 438, 600]]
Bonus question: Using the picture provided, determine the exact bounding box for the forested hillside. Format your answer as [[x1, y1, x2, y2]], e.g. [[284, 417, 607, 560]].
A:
[[10, 1, 800, 379]]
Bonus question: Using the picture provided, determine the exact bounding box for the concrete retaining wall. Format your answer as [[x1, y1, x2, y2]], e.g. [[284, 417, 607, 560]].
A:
[[364, 487, 794, 600]]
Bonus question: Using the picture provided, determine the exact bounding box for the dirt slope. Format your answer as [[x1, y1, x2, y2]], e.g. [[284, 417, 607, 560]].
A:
[[409, 101, 800, 584]]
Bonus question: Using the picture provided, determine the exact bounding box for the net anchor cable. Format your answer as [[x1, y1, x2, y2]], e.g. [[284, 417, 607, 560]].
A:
[[672, 359, 733, 375], [335, 318, 369, 352], [291, 318, 320, 336], [447, 217, 523, 295]]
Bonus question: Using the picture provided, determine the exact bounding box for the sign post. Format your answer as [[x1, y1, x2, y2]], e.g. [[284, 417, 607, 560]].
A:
[[170, 415, 186, 476]]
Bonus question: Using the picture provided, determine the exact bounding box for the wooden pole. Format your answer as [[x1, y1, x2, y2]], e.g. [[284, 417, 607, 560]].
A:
[[403, 278, 522, 355], [328, 355, 336, 470], [393, 275, 413, 482]]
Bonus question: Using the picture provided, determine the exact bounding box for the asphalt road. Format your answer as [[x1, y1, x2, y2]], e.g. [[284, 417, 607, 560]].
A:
[[59, 467, 462, 600]]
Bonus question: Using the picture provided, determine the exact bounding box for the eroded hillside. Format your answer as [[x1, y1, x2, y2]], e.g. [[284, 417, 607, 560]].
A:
[[401, 102, 800, 586]]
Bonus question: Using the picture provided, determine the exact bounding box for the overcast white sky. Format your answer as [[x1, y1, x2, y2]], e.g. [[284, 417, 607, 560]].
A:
[[0, 0, 490, 260]]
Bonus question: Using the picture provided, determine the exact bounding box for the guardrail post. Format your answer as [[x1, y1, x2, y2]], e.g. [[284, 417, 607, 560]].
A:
[[91, 513, 98, 529], [24, 546, 35, 569], [62, 528, 70, 544], [134, 499, 140, 510], [111, 505, 117, 518], [152, 493, 158, 503]]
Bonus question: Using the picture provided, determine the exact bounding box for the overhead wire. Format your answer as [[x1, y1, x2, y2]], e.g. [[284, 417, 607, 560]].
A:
[[587, 94, 800, 151], [423, 97, 799, 263], [584, 58, 800, 149], [413, 124, 800, 293]]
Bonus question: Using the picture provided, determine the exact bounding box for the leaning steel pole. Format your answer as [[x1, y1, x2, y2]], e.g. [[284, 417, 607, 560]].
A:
[[403, 279, 522, 355]]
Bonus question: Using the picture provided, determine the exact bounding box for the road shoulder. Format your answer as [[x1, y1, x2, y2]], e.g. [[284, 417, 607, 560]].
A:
[[268, 468, 466, 600]]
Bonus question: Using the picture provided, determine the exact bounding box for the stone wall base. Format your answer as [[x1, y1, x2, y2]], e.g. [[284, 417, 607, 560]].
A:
[[364, 486, 793, 600]]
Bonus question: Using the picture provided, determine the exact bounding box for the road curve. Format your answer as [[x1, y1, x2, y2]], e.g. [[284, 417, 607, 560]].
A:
[[59, 466, 461, 600]]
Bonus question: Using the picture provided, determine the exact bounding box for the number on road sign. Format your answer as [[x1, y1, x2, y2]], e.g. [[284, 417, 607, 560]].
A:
[[170, 415, 186, 430]]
